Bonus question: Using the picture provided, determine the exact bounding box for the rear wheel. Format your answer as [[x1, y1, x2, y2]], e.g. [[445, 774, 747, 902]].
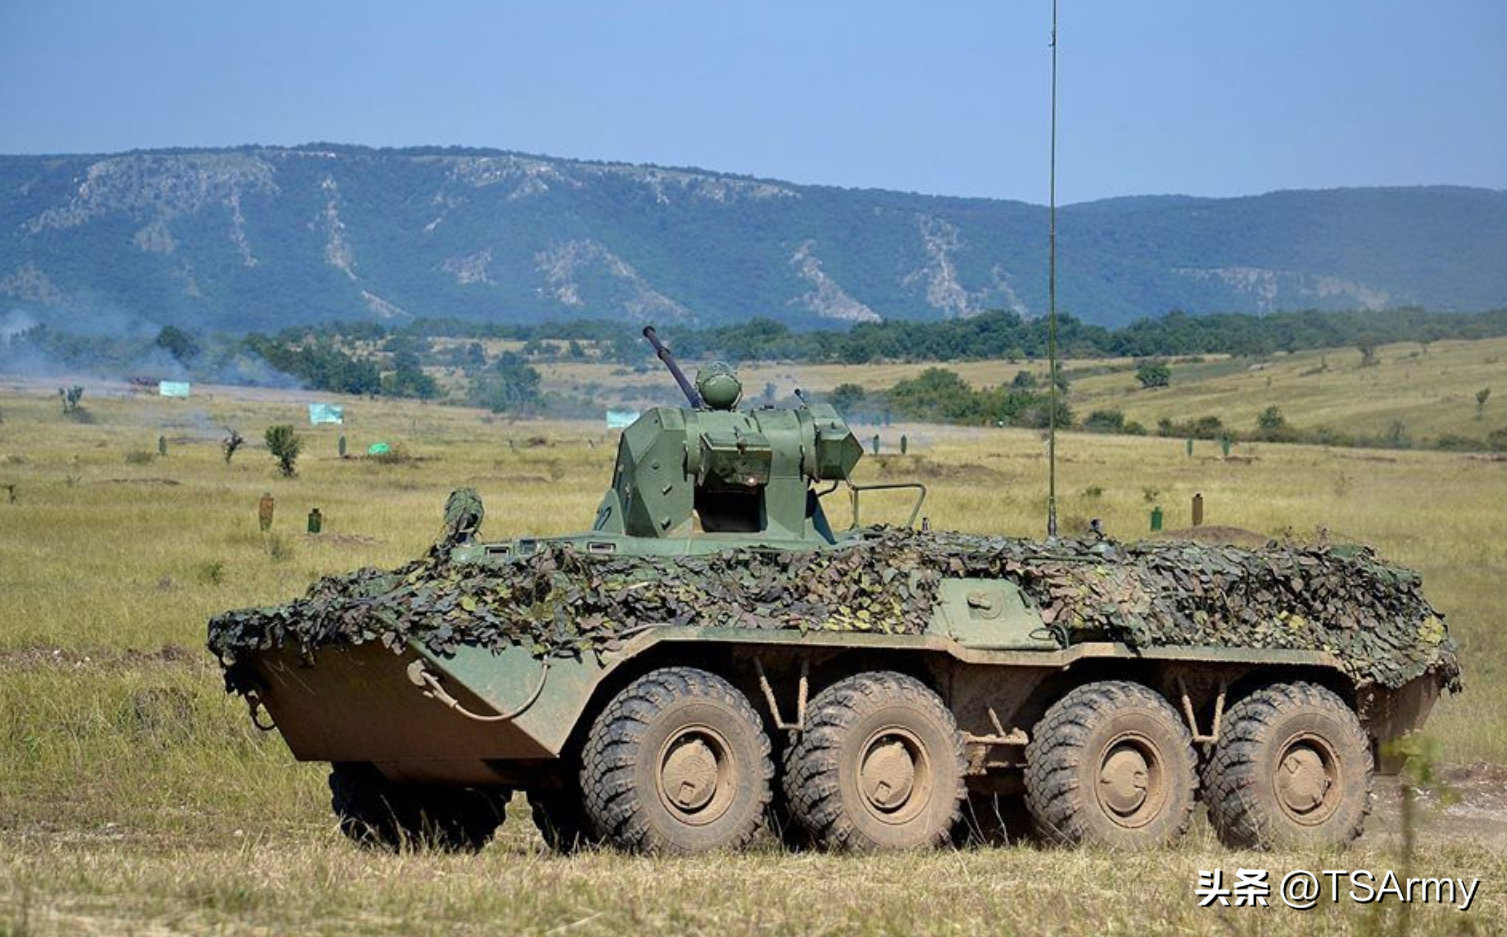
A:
[[1203, 682, 1372, 850], [783, 672, 965, 850], [580, 667, 773, 854], [1023, 681, 1197, 848], [329, 762, 508, 852]]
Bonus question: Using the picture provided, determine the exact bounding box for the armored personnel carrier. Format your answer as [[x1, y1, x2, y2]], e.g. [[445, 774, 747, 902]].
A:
[[210, 327, 1459, 854]]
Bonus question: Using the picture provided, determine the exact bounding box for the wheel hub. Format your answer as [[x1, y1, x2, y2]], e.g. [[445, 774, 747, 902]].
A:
[[1277, 744, 1332, 815], [1098, 745, 1151, 817], [860, 739, 917, 811], [661, 737, 719, 813]]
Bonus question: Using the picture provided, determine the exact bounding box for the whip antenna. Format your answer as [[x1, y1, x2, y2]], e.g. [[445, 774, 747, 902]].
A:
[[1046, 0, 1060, 539]]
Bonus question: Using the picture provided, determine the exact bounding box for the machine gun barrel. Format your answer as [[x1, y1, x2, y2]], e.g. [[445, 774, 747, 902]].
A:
[[642, 326, 704, 408]]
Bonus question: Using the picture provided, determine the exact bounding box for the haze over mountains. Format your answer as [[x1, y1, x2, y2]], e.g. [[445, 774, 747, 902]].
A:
[[2, 145, 1505, 334]]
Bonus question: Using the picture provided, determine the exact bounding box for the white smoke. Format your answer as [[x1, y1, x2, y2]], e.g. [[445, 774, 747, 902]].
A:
[[0, 310, 39, 344]]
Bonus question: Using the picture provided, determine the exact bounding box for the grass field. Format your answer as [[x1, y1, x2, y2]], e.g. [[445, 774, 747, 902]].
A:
[[541, 336, 1507, 448], [1, 373, 1505, 935]]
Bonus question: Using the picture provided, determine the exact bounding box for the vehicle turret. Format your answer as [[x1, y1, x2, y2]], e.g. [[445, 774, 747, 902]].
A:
[[592, 329, 863, 541]]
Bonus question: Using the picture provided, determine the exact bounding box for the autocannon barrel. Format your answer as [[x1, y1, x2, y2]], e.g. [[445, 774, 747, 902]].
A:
[[642, 326, 703, 408]]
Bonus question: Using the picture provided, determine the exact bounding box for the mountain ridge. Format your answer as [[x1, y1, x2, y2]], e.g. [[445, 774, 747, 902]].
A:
[[2, 144, 1505, 333]]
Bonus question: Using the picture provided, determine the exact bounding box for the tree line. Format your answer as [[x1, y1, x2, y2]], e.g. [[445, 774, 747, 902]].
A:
[[308, 305, 1507, 366]]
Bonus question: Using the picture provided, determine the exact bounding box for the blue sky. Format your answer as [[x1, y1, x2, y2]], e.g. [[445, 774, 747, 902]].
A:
[[1, 0, 1503, 203]]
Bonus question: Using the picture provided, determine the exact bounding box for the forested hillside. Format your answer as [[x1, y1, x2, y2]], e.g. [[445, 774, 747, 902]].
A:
[[2, 145, 1505, 331]]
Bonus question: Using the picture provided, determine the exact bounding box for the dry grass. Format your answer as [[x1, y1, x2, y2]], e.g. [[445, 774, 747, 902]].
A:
[[1072, 337, 1507, 443], [1, 376, 1504, 935], [539, 337, 1507, 447], [4, 831, 1504, 936]]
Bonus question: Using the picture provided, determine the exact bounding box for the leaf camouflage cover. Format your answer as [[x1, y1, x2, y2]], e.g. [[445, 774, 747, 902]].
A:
[[208, 490, 1461, 694]]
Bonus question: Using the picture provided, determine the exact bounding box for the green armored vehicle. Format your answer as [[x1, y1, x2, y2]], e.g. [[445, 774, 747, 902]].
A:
[[211, 327, 1459, 854]]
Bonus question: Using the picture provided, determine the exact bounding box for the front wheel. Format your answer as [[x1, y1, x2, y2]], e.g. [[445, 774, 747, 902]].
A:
[[580, 667, 773, 854], [1203, 682, 1372, 850]]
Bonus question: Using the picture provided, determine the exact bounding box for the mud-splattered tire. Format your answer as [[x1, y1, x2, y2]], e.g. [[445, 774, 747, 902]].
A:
[[580, 667, 773, 854], [329, 762, 508, 852], [1203, 682, 1372, 850], [783, 672, 965, 851], [1024, 681, 1197, 848], [530, 787, 603, 853]]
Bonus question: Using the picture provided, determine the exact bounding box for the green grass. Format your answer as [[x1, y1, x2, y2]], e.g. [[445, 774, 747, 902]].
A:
[[1, 375, 1504, 935]]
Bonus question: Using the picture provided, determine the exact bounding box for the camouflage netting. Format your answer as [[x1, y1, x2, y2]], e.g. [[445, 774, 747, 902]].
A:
[[209, 489, 1461, 694]]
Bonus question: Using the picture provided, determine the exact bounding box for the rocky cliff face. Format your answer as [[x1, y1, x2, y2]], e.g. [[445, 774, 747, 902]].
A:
[[1, 145, 1503, 331]]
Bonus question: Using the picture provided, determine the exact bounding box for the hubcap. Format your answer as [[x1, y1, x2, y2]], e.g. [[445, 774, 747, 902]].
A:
[[1275, 738, 1338, 822], [861, 739, 917, 811], [1093, 734, 1164, 828], [857, 728, 932, 824], [1099, 746, 1150, 816], [656, 727, 736, 826], [662, 738, 718, 811]]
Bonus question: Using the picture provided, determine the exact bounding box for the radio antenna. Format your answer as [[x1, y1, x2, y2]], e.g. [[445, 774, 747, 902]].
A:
[[1045, 0, 1060, 540]]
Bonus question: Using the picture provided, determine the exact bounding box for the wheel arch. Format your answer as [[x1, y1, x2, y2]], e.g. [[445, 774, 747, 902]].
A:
[[1006, 657, 1364, 748]]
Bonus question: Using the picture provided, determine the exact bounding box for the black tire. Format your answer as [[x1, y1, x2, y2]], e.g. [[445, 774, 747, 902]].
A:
[[766, 734, 815, 850], [1203, 681, 1372, 850], [580, 667, 773, 854], [1023, 681, 1197, 848], [529, 787, 603, 853], [329, 762, 508, 852], [783, 672, 965, 851]]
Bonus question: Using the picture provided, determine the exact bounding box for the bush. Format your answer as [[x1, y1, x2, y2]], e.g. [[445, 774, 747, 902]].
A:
[[1250, 405, 1301, 442], [1006, 398, 1072, 430], [827, 383, 869, 416], [381, 351, 441, 399], [1257, 405, 1287, 432], [1435, 434, 1485, 452], [193, 561, 227, 585], [1156, 415, 1224, 440], [887, 369, 981, 423], [469, 353, 542, 413], [246, 334, 381, 395], [222, 428, 245, 463], [1383, 420, 1411, 449], [58, 385, 85, 417], [1082, 409, 1127, 434], [1080, 409, 1144, 435], [265, 425, 302, 478], [368, 444, 420, 465], [1135, 362, 1171, 388]]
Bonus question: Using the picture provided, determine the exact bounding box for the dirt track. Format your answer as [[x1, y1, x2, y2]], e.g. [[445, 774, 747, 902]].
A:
[[1369, 763, 1507, 850]]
